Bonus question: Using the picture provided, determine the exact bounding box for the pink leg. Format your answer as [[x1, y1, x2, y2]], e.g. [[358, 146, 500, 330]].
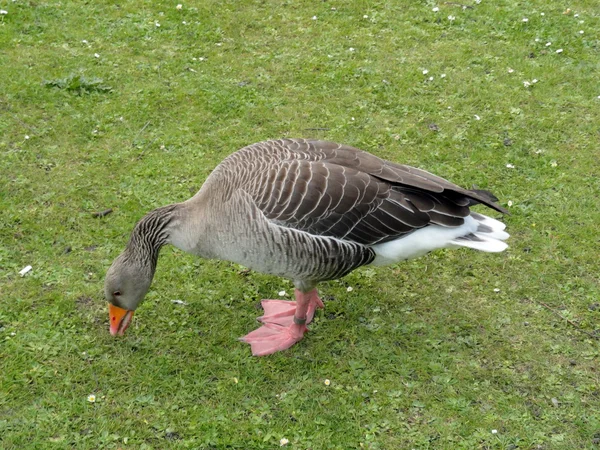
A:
[[240, 289, 324, 356], [258, 289, 324, 326]]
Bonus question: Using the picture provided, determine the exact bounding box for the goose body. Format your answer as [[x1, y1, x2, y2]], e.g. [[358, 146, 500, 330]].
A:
[[105, 139, 509, 355]]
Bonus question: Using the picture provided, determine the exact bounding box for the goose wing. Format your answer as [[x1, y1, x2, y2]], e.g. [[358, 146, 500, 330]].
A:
[[247, 139, 506, 246]]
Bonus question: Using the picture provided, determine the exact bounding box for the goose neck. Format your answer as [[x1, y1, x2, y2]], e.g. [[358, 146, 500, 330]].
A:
[[126, 204, 178, 271]]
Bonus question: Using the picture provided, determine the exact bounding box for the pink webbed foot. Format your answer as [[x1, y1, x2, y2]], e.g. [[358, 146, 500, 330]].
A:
[[258, 289, 324, 327], [241, 323, 308, 356], [241, 288, 325, 356]]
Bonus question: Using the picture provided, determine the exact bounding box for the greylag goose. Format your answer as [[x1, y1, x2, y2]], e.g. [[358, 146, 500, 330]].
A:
[[104, 139, 509, 356]]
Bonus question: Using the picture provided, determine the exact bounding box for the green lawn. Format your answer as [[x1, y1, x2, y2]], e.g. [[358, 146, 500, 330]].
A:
[[1, 0, 599, 448]]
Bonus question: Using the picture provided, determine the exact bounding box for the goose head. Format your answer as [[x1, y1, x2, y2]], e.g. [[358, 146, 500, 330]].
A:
[[104, 251, 154, 336]]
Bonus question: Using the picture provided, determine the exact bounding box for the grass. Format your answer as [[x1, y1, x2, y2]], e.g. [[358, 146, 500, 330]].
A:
[[1, 0, 599, 448]]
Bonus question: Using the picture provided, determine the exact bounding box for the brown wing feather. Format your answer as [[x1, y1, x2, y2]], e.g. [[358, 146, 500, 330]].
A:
[[243, 139, 507, 246], [304, 139, 508, 213]]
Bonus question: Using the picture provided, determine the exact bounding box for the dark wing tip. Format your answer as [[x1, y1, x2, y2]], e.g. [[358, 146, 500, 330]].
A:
[[466, 189, 510, 214]]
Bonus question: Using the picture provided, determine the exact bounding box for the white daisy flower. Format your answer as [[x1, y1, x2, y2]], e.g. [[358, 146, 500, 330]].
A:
[[448, 15, 456, 21], [176, 4, 183, 9], [87, 394, 96, 403], [556, 48, 563, 53], [324, 379, 331, 386], [432, 7, 440, 12], [280, 438, 289, 446]]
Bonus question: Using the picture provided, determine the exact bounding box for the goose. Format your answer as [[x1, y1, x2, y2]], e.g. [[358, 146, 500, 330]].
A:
[[104, 139, 509, 356]]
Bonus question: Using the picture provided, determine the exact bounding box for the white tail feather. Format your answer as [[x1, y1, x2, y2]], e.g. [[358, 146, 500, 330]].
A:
[[371, 213, 509, 266], [471, 212, 506, 231], [450, 213, 509, 252], [478, 229, 510, 240], [450, 235, 508, 252]]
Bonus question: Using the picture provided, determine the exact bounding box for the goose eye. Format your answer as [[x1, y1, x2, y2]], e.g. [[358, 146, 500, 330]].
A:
[[113, 291, 121, 297]]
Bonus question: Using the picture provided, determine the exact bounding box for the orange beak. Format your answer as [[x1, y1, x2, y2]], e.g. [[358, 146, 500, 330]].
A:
[[109, 303, 134, 336]]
